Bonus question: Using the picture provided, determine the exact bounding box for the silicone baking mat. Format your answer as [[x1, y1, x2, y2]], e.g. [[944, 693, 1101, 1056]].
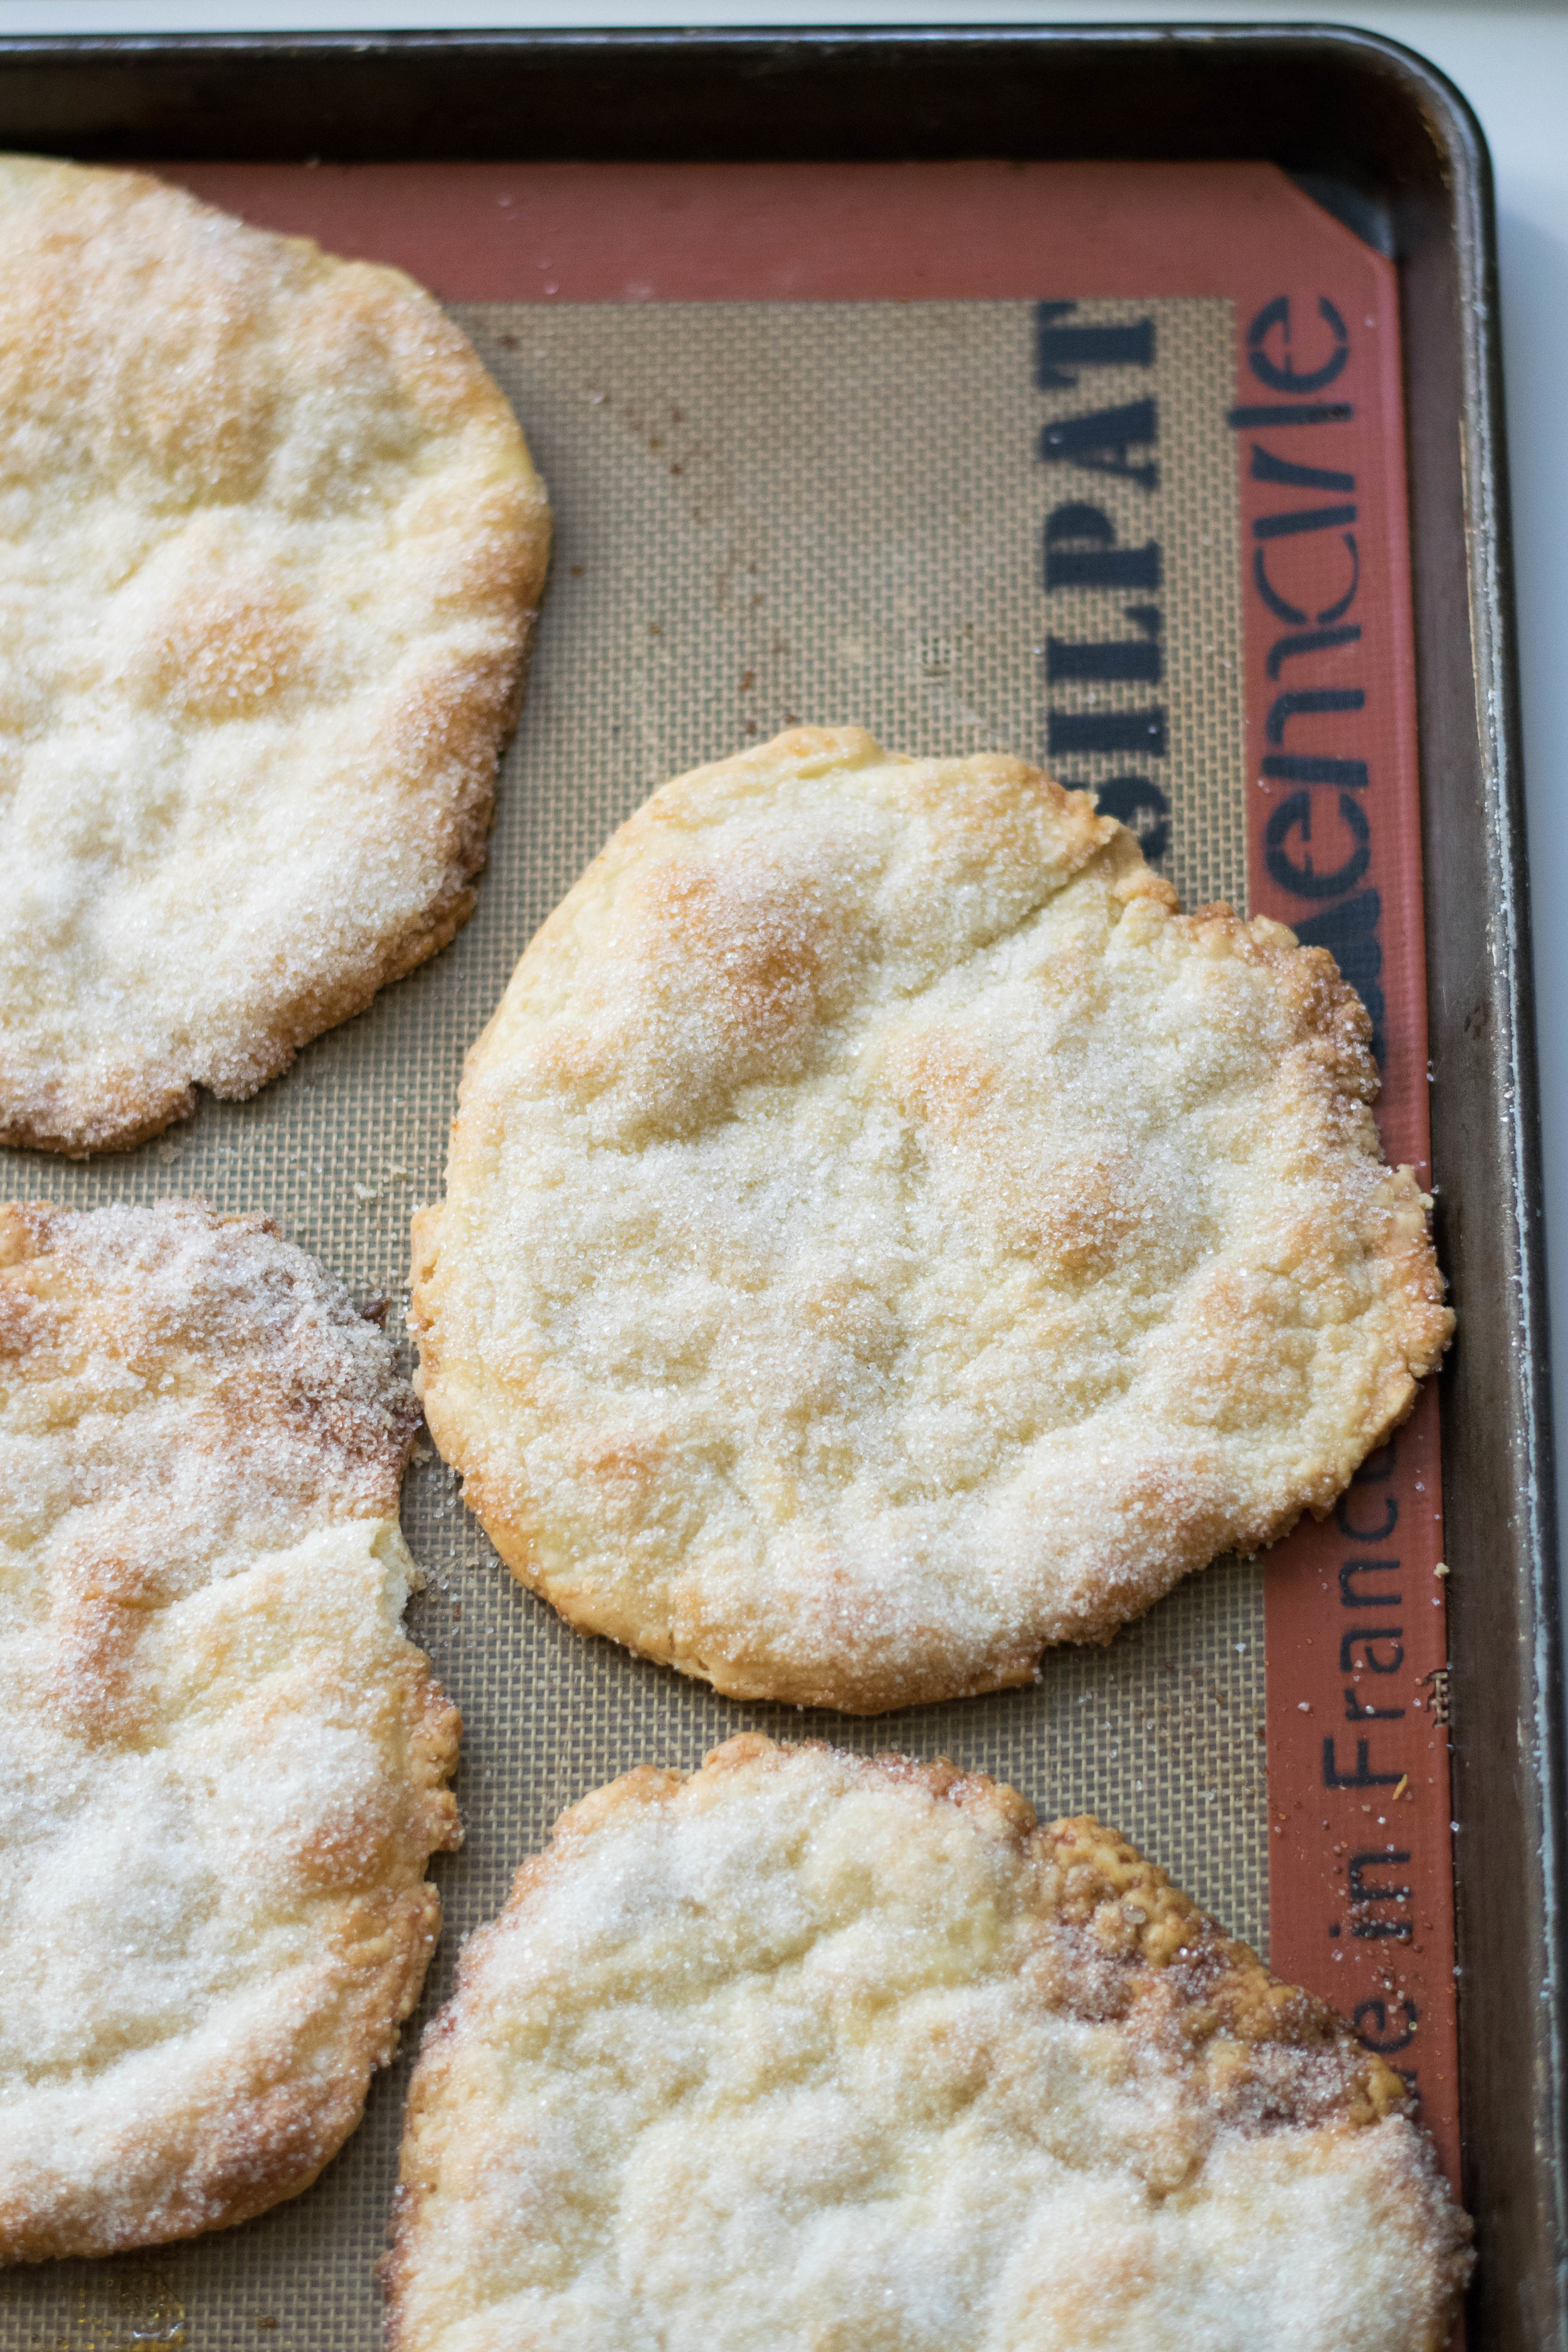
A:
[[0, 161, 1455, 2350]]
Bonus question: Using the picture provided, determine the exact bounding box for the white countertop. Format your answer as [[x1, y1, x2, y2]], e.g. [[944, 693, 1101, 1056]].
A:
[[6, 0, 1566, 1573]]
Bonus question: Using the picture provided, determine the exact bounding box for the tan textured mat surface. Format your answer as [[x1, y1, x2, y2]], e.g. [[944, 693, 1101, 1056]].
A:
[[0, 299, 1261, 2350]]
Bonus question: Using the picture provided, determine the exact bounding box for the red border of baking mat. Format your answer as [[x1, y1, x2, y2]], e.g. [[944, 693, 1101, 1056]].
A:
[[156, 152, 1460, 2197], [1232, 252, 1460, 2180]]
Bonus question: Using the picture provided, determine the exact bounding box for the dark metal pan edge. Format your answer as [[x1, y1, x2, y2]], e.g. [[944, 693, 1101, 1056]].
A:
[[1364, 31, 1566, 2348], [0, 24, 1552, 2344]]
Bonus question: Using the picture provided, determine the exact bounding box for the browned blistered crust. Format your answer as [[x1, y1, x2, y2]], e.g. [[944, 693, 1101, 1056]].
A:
[[383, 1737, 1471, 2352], [0, 1200, 461, 2262], [0, 154, 551, 1157], [413, 724, 1452, 1714], [662, 1739, 1412, 2131]]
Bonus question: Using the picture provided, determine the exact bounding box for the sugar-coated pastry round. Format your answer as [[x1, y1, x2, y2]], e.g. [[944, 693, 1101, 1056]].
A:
[[411, 724, 1451, 1713], [384, 1735, 1470, 2352], [0, 1200, 460, 2262], [0, 154, 551, 1155]]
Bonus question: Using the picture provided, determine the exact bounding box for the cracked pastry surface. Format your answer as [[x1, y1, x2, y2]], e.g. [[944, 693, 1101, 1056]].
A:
[[0, 154, 551, 1155], [411, 724, 1451, 1712], [385, 1735, 1470, 2352], [0, 1200, 460, 2262]]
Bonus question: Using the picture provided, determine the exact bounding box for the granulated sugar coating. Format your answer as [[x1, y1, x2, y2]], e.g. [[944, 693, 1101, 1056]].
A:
[[0, 1200, 460, 2261], [413, 725, 1452, 1712], [385, 1736, 1470, 2352], [0, 156, 551, 1156]]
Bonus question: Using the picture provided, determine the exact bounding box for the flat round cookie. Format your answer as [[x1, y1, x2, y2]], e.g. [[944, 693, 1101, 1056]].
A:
[[385, 1736, 1470, 2352], [411, 724, 1451, 1713], [0, 156, 551, 1155], [0, 1200, 460, 2262]]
